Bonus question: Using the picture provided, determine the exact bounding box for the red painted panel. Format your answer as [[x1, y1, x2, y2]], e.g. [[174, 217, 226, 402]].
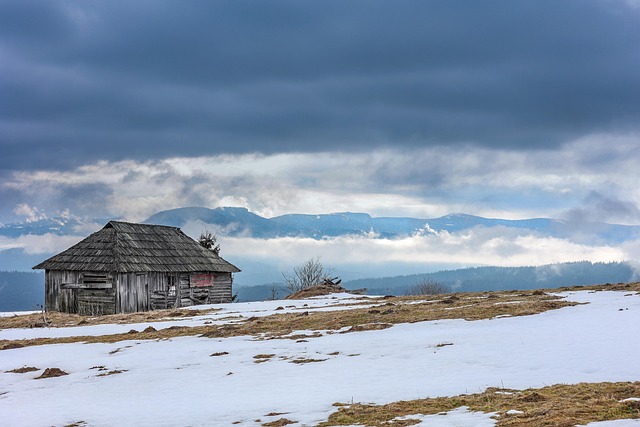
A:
[[190, 273, 214, 287]]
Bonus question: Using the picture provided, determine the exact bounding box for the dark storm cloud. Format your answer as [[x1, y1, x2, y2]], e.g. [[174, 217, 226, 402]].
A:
[[563, 191, 640, 225], [0, 179, 114, 222], [2, 0, 640, 170]]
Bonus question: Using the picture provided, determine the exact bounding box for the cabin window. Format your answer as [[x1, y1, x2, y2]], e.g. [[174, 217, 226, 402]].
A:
[[78, 273, 113, 289], [167, 275, 177, 297], [81, 273, 109, 285]]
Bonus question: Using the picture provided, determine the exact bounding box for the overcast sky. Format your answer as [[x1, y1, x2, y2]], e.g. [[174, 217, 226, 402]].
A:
[[2, 0, 640, 231]]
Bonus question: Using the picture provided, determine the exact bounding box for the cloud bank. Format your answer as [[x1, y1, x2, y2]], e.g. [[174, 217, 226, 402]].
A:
[[4, 223, 630, 279], [2, 137, 640, 225], [2, 1, 639, 277], [1, 1, 640, 170], [220, 230, 626, 272]]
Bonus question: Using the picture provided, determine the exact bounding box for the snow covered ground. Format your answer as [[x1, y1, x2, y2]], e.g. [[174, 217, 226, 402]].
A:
[[0, 293, 380, 340], [0, 310, 39, 318], [1, 290, 639, 426]]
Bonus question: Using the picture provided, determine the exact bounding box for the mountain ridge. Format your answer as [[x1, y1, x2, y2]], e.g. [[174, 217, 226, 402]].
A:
[[143, 206, 640, 244], [2, 206, 639, 245]]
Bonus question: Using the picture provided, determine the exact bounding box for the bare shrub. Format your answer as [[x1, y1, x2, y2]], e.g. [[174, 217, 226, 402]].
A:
[[269, 283, 283, 300], [405, 279, 450, 296], [282, 257, 332, 293]]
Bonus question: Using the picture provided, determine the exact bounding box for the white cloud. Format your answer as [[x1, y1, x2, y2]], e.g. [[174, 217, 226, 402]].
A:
[[219, 227, 627, 272], [2, 133, 639, 224], [12, 203, 47, 223], [0, 234, 84, 255], [2, 223, 632, 281]]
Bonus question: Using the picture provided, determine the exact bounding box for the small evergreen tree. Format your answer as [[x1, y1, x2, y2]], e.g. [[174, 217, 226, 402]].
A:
[[198, 229, 221, 256]]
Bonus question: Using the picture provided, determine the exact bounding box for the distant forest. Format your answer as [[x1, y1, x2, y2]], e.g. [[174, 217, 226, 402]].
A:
[[345, 261, 635, 296], [236, 261, 636, 302], [0, 271, 44, 311], [0, 261, 636, 310]]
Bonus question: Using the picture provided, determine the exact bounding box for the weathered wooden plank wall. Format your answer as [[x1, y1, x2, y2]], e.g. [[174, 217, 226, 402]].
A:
[[46, 270, 82, 312], [179, 274, 191, 307], [76, 272, 115, 315], [48, 269, 234, 314], [77, 288, 116, 315], [208, 273, 233, 303], [148, 272, 169, 310], [116, 272, 157, 313], [46, 270, 117, 314]]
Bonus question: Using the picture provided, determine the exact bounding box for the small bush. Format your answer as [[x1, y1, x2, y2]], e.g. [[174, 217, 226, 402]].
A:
[[405, 280, 450, 295]]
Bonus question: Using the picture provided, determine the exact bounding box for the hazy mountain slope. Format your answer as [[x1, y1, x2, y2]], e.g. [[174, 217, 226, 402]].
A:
[[0, 217, 81, 238], [2, 207, 639, 244], [145, 206, 275, 237], [142, 207, 640, 243]]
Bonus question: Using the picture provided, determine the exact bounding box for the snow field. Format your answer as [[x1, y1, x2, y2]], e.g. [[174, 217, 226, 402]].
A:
[[0, 290, 638, 426]]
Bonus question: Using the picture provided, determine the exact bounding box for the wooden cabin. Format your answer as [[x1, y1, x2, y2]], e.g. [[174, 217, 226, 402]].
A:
[[33, 221, 240, 315]]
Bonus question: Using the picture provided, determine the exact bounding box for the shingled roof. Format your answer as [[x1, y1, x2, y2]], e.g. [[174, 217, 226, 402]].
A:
[[33, 221, 240, 273]]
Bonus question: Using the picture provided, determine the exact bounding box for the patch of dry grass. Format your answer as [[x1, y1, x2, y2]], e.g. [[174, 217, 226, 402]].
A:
[[108, 345, 131, 355], [320, 382, 640, 427], [228, 290, 580, 341], [339, 323, 393, 333], [289, 358, 327, 364], [262, 418, 297, 426], [96, 369, 127, 377], [557, 282, 640, 293], [35, 367, 68, 379], [6, 366, 39, 373], [3, 283, 637, 351], [435, 342, 454, 348], [254, 353, 276, 359], [1, 342, 24, 350], [285, 284, 348, 299], [0, 289, 584, 350], [253, 353, 276, 363], [0, 307, 219, 330]]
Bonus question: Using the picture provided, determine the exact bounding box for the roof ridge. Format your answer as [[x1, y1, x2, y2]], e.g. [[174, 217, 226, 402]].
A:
[[106, 220, 180, 230]]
